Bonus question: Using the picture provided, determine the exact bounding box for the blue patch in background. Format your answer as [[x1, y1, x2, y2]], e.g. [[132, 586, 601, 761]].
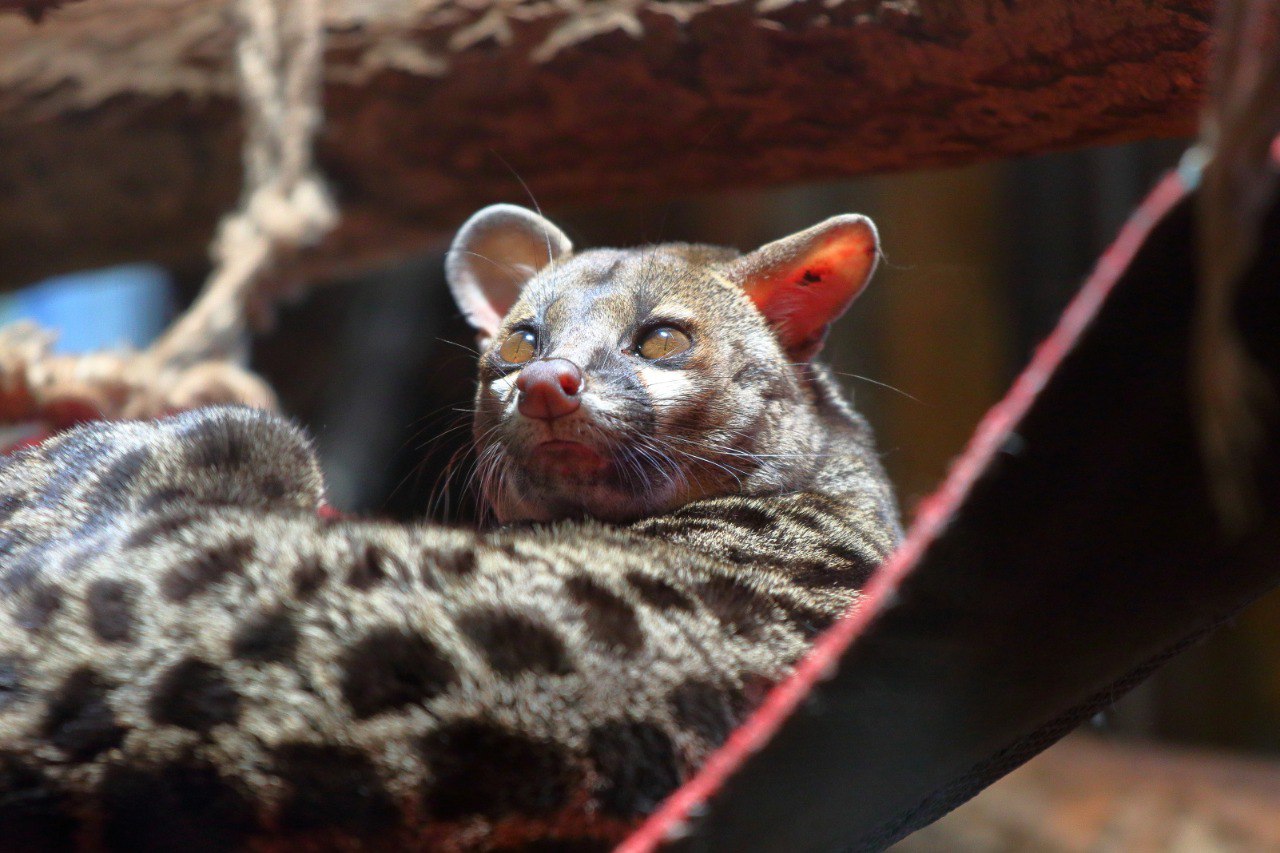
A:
[[0, 264, 175, 353]]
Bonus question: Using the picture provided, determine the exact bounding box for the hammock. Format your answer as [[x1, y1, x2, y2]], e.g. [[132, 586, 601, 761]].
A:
[[2, 1, 1278, 849], [626, 6, 1280, 843], [620, 160, 1280, 853]]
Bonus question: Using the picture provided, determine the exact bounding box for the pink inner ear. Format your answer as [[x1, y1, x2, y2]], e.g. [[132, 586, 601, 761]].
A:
[[745, 229, 878, 358]]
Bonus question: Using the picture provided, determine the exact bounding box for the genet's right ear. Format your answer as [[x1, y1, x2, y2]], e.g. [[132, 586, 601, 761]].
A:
[[445, 204, 573, 343], [721, 214, 879, 361]]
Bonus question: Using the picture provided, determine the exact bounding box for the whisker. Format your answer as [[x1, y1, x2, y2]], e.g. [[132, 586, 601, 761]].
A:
[[452, 249, 534, 288], [488, 149, 556, 268], [435, 336, 482, 358], [830, 371, 924, 404]]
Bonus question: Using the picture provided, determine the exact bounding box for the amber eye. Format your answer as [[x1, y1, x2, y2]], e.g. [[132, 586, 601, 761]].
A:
[[498, 329, 537, 364], [637, 326, 692, 360]]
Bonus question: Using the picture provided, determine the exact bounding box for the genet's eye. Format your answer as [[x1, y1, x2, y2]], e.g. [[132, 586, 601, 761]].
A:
[[499, 329, 537, 364], [637, 325, 692, 360]]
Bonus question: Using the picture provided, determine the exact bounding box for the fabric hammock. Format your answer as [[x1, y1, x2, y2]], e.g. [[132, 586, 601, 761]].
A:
[[4, 154, 1272, 852], [619, 161, 1280, 851], [4, 3, 1277, 848]]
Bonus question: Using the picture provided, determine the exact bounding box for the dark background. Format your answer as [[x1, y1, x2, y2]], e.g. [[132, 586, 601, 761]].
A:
[[242, 137, 1280, 760]]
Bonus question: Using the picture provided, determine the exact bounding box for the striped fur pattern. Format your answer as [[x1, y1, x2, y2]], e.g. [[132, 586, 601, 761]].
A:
[[0, 215, 899, 850]]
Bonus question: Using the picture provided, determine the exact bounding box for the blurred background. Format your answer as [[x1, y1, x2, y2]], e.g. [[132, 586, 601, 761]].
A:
[[12, 135, 1280, 848]]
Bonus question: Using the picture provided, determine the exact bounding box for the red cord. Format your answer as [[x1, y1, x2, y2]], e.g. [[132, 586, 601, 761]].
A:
[[616, 170, 1191, 852]]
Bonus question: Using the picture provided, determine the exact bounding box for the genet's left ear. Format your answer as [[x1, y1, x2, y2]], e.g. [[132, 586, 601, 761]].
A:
[[445, 204, 573, 346], [722, 214, 879, 360]]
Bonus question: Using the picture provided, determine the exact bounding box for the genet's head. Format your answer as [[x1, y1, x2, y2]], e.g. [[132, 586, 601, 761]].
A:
[[446, 204, 880, 523]]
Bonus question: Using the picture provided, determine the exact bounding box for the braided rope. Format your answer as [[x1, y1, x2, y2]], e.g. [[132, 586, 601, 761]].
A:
[[0, 0, 334, 427]]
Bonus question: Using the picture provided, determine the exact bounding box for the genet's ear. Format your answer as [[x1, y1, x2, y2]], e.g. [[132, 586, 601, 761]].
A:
[[445, 204, 573, 342], [722, 214, 879, 361]]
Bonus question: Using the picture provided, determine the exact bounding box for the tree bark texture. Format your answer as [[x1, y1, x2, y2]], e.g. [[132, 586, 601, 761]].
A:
[[0, 0, 1210, 289], [894, 735, 1280, 851]]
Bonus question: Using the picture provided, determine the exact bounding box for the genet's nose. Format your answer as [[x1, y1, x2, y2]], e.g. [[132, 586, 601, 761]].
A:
[[516, 358, 583, 420]]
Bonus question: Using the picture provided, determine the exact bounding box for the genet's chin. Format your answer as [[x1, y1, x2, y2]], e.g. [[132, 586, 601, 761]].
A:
[[495, 455, 673, 525], [526, 440, 609, 483]]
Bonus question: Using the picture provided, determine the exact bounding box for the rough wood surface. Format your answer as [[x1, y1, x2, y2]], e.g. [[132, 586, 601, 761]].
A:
[[1, 0, 1210, 289], [893, 735, 1280, 851], [0, 0, 79, 21]]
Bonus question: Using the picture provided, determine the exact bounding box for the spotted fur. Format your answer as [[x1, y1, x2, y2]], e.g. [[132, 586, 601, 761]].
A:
[[0, 214, 899, 849]]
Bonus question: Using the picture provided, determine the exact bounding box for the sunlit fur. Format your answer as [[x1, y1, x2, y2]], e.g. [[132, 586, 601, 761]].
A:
[[0, 220, 897, 848], [471, 244, 866, 523]]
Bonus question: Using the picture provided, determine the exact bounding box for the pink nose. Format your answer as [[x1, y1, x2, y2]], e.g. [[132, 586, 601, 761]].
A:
[[516, 359, 583, 420]]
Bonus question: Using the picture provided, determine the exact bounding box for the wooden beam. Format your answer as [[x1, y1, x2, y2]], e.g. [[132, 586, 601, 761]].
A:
[[896, 735, 1280, 851], [0, 0, 79, 21], [0, 0, 1210, 289]]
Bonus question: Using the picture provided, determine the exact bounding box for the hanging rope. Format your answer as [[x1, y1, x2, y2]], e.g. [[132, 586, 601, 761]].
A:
[[0, 0, 334, 428], [1195, 0, 1280, 532]]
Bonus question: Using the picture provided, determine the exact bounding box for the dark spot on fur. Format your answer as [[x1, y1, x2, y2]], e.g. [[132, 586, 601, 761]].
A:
[[100, 762, 256, 852], [230, 609, 298, 663], [587, 721, 681, 817], [184, 426, 248, 469], [86, 578, 138, 643], [723, 543, 769, 566], [489, 540, 555, 575], [347, 544, 391, 589], [0, 493, 21, 527], [258, 475, 287, 501], [495, 541, 524, 561], [138, 487, 197, 514], [0, 657, 23, 711], [773, 596, 839, 639], [125, 509, 201, 549], [722, 503, 778, 534], [694, 575, 769, 640], [149, 658, 240, 732], [0, 752, 76, 852], [291, 556, 326, 599], [790, 561, 855, 590], [421, 720, 579, 820], [15, 583, 60, 631], [566, 576, 644, 656], [341, 628, 458, 719], [625, 572, 695, 612], [457, 610, 574, 676], [0, 548, 41, 594], [41, 668, 125, 761], [785, 509, 826, 532], [668, 680, 739, 748], [160, 539, 252, 601], [731, 364, 771, 386], [801, 269, 822, 284], [99, 447, 149, 493], [820, 540, 877, 582], [273, 742, 398, 837], [433, 544, 475, 579]]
